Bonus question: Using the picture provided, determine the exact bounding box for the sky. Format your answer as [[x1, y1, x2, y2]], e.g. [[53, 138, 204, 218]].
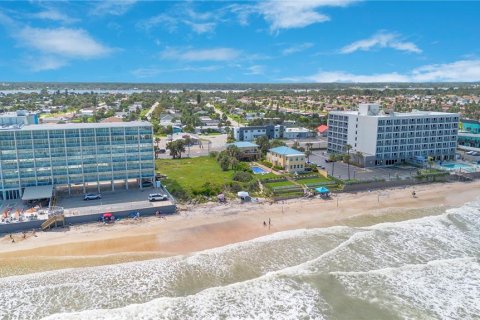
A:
[[0, 0, 479, 83]]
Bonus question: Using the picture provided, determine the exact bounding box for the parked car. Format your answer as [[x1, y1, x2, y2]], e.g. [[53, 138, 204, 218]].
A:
[[141, 181, 153, 188], [84, 193, 102, 200], [148, 193, 168, 202], [159, 148, 166, 154]]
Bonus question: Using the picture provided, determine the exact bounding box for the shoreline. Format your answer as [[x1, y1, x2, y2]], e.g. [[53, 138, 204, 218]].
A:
[[1, 181, 479, 277]]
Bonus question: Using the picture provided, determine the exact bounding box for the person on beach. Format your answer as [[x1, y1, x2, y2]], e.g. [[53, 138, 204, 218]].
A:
[[263, 221, 267, 227], [155, 210, 160, 217], [268, 218, 271, 229], [412, 190, 417, 198], [9, 234, 14, 243], [32, 229, 37, 237], [22, 231, 26, 239]]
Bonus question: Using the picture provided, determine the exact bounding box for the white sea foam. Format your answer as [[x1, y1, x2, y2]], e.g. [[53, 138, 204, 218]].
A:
[[43, 275, 329, 320], [2, 199, 479, 320], [333, 257, 480, 319]]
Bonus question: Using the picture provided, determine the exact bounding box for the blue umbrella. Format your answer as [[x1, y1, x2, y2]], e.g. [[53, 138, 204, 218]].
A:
[[315, 187, 330, 194]]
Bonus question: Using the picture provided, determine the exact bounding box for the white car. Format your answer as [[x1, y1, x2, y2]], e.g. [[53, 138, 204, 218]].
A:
[[84, 193, 102, 200], [148, 193, 168, 202]]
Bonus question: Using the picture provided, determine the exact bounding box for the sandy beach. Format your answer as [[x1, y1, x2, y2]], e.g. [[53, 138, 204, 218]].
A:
[[1, 181, 479, 277]]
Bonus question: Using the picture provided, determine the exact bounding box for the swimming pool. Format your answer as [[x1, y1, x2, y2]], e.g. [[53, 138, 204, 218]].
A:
[[251, 166, 268, 174], [439, 162, 478, 172]]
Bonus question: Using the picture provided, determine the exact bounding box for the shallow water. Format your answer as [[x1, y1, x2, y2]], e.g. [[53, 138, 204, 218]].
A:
[[0, 199, 479, 320]]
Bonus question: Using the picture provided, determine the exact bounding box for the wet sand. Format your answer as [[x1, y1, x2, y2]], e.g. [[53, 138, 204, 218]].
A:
[[1, 181, 479, 277]]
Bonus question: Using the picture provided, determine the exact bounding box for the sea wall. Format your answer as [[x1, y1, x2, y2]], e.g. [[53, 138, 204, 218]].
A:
[[0, 204, 176, 235]]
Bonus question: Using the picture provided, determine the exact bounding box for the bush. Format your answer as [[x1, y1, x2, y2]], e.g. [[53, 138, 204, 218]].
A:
[[233, 171, 253, 182], [273, 165, 284, 171], [209, 151, 219, 158], [260, 161, 273, 168]]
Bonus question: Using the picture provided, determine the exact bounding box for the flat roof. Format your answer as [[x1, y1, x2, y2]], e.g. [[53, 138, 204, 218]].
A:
[[0, 121, 151, 131], [228, 141, 259, 148], [22, 185, 53, 201], [330, 110, 458, 117], [269, 146, 304, 156]]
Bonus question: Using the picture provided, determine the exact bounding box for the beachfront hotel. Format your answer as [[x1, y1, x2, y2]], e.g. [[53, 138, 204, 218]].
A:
[[328, 104, 459, 167], [0, 122, 155, 200]]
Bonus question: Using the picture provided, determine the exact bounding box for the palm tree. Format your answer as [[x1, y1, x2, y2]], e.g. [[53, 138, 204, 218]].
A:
[[328, 153, 338, 177], [305, 142, 313, 162], [355, 151, 363, 166], [155, 137, 161, 148], [344, 144, 352, 180]]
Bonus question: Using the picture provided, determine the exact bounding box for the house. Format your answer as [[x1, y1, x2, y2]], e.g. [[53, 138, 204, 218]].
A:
[[317, 125, 328, 136], [199, 116, 220, 126], [101, 116, 124, 123], [227, 142, 260, 161], [79, 109, 94, 116], [283, 127, 317, 139], [266, 146, 305, 173], [160, 114, 181, 127]]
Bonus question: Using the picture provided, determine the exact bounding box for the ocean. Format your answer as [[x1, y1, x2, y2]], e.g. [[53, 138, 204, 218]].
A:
[[0, 199, 479, 320]]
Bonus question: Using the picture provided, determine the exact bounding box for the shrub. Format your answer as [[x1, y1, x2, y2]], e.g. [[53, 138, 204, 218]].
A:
[[233, 171, 253, 182], [209, 151, 219, 158]]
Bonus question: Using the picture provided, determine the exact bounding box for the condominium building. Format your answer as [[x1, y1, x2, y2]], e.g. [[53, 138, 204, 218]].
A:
[[0, 110, 38, 126], [266, 146, 305, 173], [0, 122, 155, 200], [233, 125, 283, 141], [328, 104, 459, 167]]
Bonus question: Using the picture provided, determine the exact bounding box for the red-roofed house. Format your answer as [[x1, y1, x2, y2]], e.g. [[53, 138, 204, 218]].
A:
[[317, 125, 328, 136]]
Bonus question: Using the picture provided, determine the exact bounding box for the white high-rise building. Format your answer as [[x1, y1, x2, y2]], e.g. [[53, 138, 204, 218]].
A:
[[327, 104, 459, 167]]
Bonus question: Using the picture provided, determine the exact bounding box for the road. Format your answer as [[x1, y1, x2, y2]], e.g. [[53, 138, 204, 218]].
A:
[[145, 101, 159, 120], [213, 106, 243, 128]]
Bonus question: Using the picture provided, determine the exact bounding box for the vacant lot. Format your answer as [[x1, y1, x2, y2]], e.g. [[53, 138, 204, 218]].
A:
[[156, 157, 234, 198]]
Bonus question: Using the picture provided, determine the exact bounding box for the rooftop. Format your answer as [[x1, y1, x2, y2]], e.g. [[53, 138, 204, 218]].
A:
[[269, 146, 304, 156], [0, 121, 152, 131], [330, 109, 458, 118], [228, 141, 259, 148]]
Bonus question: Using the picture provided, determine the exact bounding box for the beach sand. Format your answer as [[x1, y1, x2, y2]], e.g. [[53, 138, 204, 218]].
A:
[[0, 181, 479, 277]]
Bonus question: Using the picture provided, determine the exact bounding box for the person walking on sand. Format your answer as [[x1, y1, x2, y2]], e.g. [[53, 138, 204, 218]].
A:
[[263, 221, 267, 227], [9, 234, 14, 243], [268, 218, 271, 229], [412, 190, 417, 198]]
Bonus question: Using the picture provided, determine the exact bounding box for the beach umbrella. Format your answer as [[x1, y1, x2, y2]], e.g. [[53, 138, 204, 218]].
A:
[[315, 187, 330, 194]]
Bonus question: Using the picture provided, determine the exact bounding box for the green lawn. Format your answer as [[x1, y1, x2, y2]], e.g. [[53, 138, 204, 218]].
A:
[[156, 157, 234, 196], [296, 176, 332, 185], [265, 180, 296, 188]]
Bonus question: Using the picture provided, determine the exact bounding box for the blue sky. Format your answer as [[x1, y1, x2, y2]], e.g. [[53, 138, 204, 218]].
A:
[[0, 0, 479, 83]]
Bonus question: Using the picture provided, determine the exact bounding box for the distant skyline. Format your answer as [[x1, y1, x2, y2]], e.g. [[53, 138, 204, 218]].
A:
[[0, 1, 479, 83]]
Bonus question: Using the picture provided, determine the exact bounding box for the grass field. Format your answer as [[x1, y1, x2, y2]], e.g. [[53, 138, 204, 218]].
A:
[[296, 176, 332, 185], [265, 180, 297, 188], [156, 157, 234, 195]]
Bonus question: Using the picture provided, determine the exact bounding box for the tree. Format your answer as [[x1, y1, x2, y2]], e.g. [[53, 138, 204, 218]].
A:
[[226, 145, 241, 160], [155, 137, 161, 148], [196, 93, 201, 105], [328, 153, 338, 177], [167, 139, 186, 159], [255, 136, 271, 155], [344, 144, 352, 180], [219, 155, 230, 171], [355, 151, 363, 166]]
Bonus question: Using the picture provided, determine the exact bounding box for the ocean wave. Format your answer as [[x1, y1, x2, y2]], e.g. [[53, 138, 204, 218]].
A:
[[2, 199, 479, 320]]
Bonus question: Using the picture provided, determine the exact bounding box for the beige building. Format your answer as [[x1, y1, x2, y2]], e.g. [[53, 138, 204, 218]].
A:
[[267, 146, 305, 173]]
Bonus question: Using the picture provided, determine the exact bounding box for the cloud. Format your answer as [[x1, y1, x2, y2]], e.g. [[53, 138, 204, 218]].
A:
[[258, 0, 358, 31], [139, 4, 227, 35], [245, 65, 266, 75], [33, 9, 79, 24], [281, 59, 480, 83], [185, 21, 217, 34], [341, 32, 421, 54], [18, 27, 111, 58], [91, 0, 137, 16], [160, 48, 241, 62], [27, 56, 69, 72], [282, 42, 314, 55]]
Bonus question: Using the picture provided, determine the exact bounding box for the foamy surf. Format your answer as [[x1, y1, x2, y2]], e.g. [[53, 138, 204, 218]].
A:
[[1, 199, 479, 320]]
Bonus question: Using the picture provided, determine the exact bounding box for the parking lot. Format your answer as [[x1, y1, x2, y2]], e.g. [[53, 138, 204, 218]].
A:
[[308, 151, 419, 181], [56, 186, 174, 217]]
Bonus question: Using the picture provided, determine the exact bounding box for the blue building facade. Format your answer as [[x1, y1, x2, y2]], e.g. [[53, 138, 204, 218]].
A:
[[0, 122, 155, 200]]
